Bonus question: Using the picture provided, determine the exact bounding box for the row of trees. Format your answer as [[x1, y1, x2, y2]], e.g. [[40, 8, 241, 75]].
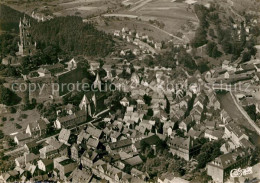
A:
[[190, 4, 209, 48]]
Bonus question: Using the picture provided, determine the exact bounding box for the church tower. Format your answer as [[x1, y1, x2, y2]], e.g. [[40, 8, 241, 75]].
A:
[[17, 15, 37, 57], [79, 94, 92, 117]]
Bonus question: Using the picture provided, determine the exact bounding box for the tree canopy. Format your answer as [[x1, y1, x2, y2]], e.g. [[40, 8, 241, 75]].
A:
[[0, 4, 31, 33], [0, 85, 21, 106], [31, 16, 114, 57], [196, 139, 223, 169]]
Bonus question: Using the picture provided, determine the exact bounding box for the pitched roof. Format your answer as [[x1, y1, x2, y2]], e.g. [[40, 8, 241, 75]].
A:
[[15, 133, 31, 141], [120, 97, 129, 103], [71, 169, 92, 183], [86, 138, 99, 148], [181, 116, 194, 126], [240, 64, 256, 71], [124, 155, 143, 166], [40, 159, 53, 166], [75, 109, 87, 118], [109, 139, 132, 150], [239, 138, 255, 150], [15, 156, 25, 166], [82, 149, 98, 161], [110, 131, 121, 139], [205, 121, 216, 128], [58, 128, 71, 143], [169, 137, 192, 150], [77, 130, 90, 144], [142, 135, 161, 146], [119, 151, 133, 160], [46, 137, 63, 149], [86, 126, 102, 139], [209, 148, 248, 169], [59, 158, 75, 166], [38, 119, 47, 130], [187, 129, 203, 138], [225, 123, 246, 138], [205, 129, 224, 139], [57, 114, 76, 123], [25, 153, 39, 163]]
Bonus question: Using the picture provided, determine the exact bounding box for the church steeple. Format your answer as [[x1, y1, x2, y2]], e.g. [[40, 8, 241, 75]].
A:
[[93, 72, 101, 91], [79, 94, 90, 111], [19, 18, 22, 27], [79, 95, 92, 117]]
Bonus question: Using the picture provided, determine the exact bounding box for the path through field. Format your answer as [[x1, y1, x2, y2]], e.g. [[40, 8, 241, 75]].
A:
[[129, 0, 152, 12], [136, 21, 184, 41]]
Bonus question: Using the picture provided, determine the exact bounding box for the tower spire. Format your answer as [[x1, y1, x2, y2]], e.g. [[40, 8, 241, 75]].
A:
[[94, 72, 101, 91], [16, 16, 37, 57], [19, 18, 22, 27]]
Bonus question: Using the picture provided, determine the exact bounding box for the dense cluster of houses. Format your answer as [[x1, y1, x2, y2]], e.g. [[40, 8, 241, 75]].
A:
[[204, 58, 260, 118], [2, 56, 259, 182], [205, 59, 260, 84]]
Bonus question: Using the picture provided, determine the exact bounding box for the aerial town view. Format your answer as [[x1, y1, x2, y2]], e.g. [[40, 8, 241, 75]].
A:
[[0, 0, 260, 182]]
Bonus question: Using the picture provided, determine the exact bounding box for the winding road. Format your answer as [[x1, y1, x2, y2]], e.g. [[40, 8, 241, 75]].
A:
[[212, 83, 260, 136], [230, 92, 260, 136]]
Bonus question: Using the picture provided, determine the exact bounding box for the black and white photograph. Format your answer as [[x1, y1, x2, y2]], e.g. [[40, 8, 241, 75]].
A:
[[0, 0, 260, 182]]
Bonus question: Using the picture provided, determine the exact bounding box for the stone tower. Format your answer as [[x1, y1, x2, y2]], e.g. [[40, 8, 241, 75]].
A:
[[17, 15, 37, 57]]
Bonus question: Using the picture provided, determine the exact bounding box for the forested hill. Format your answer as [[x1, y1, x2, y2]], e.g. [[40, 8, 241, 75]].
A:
[[0, 4, 32, 33], [30, 16, 114, 57]]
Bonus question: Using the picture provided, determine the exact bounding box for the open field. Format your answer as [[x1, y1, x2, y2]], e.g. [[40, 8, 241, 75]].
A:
[[2, 0, 121, 18], [129, 0, 152, 12], [53, 0, 114, 17], [2, 0, 198, 43], [102, 0, 198, 42], [0, 109, 40, 136], [131, 0, 198, 34]]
